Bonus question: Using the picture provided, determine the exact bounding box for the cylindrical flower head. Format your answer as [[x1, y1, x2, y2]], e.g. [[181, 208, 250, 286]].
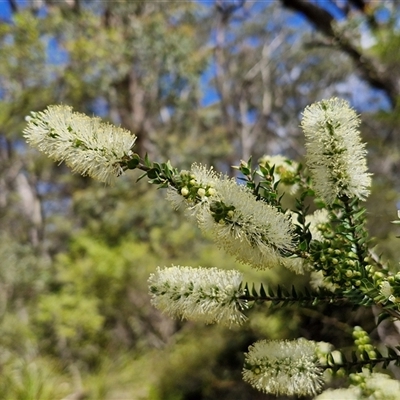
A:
[[242, 338, 324, 397], [167, 164, 296, 271], [148, 265, 248, 326], [349, 369, 400, 400], [314, 387, 361, 400], [23, 105, 136, 184], [301, 98, 371, 204]]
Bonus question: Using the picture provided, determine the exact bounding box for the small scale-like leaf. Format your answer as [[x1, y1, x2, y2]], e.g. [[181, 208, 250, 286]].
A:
[[165, 160, 174, 172], [147, 168, 159, 180], [144, 153, 151, 167], [377, 312, 391, 326], [258, 165, 269, 177], [353, 208, 366, 220], [281, 286, 290, 297], [152, 162, 162, 172], [387, 347, 398, 359], [268, 286, 275, 297], [358, 237, 367, 245], [362, 350, 370, 361], [126, 154, 140, 169], [299, 240, 308, 252], [327, 352, 335, 366], [251, 283, 258, 297], [136, 172, 148, 182], [260, 283, 267, 298], [240, 165, 251, 175], [373, 348, 382, 359]]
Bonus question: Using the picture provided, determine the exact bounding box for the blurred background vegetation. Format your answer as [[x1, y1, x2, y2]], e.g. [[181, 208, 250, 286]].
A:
[[1, 0, 400, 399]]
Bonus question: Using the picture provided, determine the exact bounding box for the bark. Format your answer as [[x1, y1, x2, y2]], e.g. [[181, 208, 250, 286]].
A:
[[7, 0, 18, 14], [112, 69, 148, 157], [14, 172, 43, 247]]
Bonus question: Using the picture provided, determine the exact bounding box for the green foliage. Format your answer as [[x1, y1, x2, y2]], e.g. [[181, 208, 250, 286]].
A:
[[35, 233, 156, 361], [0, 356, 71, 400], [243, 281, 344, 308]]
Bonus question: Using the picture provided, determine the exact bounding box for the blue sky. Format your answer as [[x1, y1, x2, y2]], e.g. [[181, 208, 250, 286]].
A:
[[0, 1, 12, 19]]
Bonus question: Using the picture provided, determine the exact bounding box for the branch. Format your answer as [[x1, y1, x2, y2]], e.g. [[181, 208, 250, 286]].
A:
[[8, 0, 18, 14], [281, 0, 335, 36], [280, 0, 399, 107], [242, 283, 349, 307]]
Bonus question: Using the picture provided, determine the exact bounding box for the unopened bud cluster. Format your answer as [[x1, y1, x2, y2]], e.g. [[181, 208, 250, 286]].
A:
[[170, 169, 242, 227], [168, 164, 296, 271], [173, 169, 216, 203], [311, 238, 364, 289], [353, 326, 377, 360]]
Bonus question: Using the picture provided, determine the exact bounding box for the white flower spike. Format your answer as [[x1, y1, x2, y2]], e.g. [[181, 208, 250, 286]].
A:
[[242, 338, 324, 397], [24, 105, 136, 184], [167, 164, 297, 271], [148, 265, 248, 326], [314, 387, 361, 400], [301, 98, 371, 204]]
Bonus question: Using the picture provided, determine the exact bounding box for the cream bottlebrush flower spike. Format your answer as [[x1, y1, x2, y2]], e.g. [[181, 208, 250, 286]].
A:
[[314, 387, 362, 399], [148, 265, 248, 326], [166, 164, 297, 271], [242, 338, 324, 397], [350, 370, 400, 400], [315, 370, 400, 400], [23, 105, 136, 184], [301, 98, 371, 204]]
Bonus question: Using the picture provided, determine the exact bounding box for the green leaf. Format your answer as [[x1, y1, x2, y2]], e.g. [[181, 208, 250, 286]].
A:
[[268, 286, 275, 298], [299, 240, 308, 252], [351, 350, 358, 363], [260, 283, 267, 298], [126, 155, 140, 169], [377, 312, 391, 326], [136, 172, 148, 182], [353, 208, 366, 220], [147, 168, 159, 180], [144, 153, 151, 167]]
